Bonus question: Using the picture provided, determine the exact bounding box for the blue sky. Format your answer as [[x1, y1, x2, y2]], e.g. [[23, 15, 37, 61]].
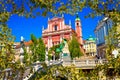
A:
[[7, 8, 102, 42]]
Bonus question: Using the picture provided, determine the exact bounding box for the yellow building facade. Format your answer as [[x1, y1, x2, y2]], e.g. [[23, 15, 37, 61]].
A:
[[84, 35, 97, 56]]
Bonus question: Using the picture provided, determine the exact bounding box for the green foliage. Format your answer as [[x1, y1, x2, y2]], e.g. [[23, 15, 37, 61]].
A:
[[37, 38, 46, 61], [94, 55, 120, 79], [68, 34, 83, 60], [30, 64, 104, 80], [0, 12, 10, 23], [99, 22, 120, 79], [1, 0, 120, 21], [31, 34, 37, 44], [30, 34, 46, 62], [48, 45, 60, 54], [0, 24, 15, 70], [48, 44, 60, 60], [31, 61, 120, 79], [23, 47, 32, 66], [0, 24, 18, 79], [94, 24, 120, 79], [105, 25, 120, 59]]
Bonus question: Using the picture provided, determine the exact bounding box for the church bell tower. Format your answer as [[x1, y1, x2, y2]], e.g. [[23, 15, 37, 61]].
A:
[[75, 15, 84, 53]]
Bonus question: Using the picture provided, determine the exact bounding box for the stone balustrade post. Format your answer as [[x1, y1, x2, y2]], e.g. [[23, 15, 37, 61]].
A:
[[4, 71, 8, 80], [99, 59, 102, 64], [86, 60, 89, 65], [73, 59, 75, 65]]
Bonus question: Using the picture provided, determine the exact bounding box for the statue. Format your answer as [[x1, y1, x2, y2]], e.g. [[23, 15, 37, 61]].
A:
[[55, 39, 66, 53], [55, 39, 70, 61], [62, 40, 70, 54]]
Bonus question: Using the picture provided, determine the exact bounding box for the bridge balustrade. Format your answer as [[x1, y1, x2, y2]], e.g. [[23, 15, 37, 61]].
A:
[[63, 59, 108, 68], [0, 68, 12, 80]]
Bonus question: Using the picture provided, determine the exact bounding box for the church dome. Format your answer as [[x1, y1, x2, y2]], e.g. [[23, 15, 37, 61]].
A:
[[87, 35, 96, 41]]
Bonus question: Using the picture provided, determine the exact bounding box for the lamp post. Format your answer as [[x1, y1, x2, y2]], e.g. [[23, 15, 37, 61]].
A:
[[20, 48, 24, 65], [20, 36, 24, 65], [45, 48, 48, 65], [18, 36, 25, 79]]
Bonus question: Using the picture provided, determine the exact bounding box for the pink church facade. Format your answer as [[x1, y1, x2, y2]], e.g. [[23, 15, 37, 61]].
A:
[[42, 16, 84, 53]]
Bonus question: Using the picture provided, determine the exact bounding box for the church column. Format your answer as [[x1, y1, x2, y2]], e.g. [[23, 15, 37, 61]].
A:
[[62, 34, 64, 40], [48, 36, 50, 50], [60, 21, 61, 30], [62, 20, 65, 29], [70, 33, 72, 39], [48, 36, 53, 50], [60, 35, 63, 43], [48, 23, 50, 31], [54, 42, 56, 45], [60, 21, 62, 29], [51, 37, 53, 47], [50, 36, 52, 47]]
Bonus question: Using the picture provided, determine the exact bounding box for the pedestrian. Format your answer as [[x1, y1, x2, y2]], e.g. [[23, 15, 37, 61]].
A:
[[95, 55, 98, 64]]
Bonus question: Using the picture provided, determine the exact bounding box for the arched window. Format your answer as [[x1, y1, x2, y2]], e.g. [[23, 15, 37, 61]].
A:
[[54, 25, 57, 31], [77, 23, 79, 26]]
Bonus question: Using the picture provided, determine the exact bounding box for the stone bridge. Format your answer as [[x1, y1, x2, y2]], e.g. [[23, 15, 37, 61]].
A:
[[0, 59, 107, 80]]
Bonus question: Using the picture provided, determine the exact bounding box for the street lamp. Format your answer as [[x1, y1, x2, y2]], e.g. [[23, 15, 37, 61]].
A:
[[45, 48, 48, 65], [20, 36, 24, 65], [20, 48, 24, 65]]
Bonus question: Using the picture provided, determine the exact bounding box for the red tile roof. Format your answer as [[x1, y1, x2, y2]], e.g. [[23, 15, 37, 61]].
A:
[[14, 40, 33, 49]]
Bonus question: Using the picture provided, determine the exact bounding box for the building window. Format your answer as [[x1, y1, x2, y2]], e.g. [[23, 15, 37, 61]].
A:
[[58, 41, 60, 44], [54, 25, 57, 31], [77, 23, 79, 26], [52, 42, 54, 46]]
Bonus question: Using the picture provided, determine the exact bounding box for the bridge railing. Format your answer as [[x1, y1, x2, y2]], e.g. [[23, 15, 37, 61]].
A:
[[0, 68, 13, 80], [28, 60, 63, 80], [63, 59, 108, 67], [0, 60, 63, 80]]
